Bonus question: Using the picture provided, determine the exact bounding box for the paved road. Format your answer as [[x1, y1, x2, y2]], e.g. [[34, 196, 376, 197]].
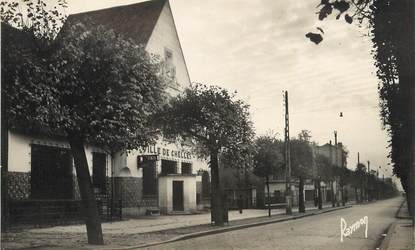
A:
[[146, 197, 402, 250]]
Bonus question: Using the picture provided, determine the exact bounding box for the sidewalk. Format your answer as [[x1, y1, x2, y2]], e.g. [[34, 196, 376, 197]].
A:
[[1, 203, 343, 249], [379, 200, 414, 250], [27, 203, 334, 235]]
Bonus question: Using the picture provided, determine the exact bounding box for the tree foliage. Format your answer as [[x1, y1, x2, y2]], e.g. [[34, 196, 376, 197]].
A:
[[291, 134, 314, 212], [306, 0, 372, 45], [158, 83, 255, 156], [3, 21, 166, 153], [158, 83, 255, 225], [290, 139, 313, 178], [0, 0, 67, 39], [1, 0, 167, 243], [220, 139, 255, 172], [315, 154, 333, 181], [253, 136, 284, 178]]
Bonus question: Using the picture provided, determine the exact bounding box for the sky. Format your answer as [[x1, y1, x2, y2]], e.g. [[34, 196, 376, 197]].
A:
[[65, 0, 393, 178]]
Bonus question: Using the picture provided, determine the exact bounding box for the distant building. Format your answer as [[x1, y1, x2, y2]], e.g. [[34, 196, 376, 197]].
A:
[[4, 0, 209, 227], [315, 141, 348, 203], [260, 141, 349, 208], [314, 142, 345, 168]]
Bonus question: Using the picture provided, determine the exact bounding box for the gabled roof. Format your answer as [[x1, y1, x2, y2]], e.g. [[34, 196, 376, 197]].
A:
[[66, 0, 166, 45]]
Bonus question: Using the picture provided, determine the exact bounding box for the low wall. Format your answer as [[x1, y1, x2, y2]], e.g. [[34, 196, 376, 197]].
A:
[[8, 200, 84, 228], [114, 177, 144, 217], [8, 172, 30, 200]]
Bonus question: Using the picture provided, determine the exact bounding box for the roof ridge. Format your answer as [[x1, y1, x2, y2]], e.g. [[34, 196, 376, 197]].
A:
[[66, 0, 166, 45], [68, 0, 166, 17]]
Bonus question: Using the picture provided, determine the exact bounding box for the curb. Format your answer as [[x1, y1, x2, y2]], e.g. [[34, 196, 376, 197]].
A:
[[395, 199, 407, 219], [377, 222, 397, 250], [378, 199, 409, 250], [112, 205, 352, 250]]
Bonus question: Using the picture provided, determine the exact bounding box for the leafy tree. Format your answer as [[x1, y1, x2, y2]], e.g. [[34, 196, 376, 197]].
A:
[[2, 11, 166, 244], [355, 163, 367, 203], [315, 154, 331, 209], [308, 0, 415, 220], [298, 130, 312, 142], [338, 145, 349, 206], [367, 170, 377, 201], [347, 168, 361, 203], [334, 165, 350, 206], [157, 83, 255, 226], [290, 136, 313, 213], [253, 136, 284, 216], [371, 0, 415, 221], [220, 139, 255, 188], [0, 0, 67, 39], [1, 0, 67, 231]]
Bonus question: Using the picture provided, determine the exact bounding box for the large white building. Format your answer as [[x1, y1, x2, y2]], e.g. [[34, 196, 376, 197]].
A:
[[5, 0, 209, 225]]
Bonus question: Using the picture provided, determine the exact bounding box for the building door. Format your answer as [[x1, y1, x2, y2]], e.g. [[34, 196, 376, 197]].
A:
[[172, 181, 184, 211]]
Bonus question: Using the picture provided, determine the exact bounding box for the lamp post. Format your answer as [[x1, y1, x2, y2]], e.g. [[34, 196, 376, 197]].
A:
[[336, 112, 345, 206], [334, 130, 340, 207]]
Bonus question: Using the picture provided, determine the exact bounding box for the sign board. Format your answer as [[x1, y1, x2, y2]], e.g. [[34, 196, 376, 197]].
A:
[[137, 154, 159, 168]]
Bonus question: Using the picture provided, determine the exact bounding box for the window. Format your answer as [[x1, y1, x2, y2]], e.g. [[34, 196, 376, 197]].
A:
[[164, 48, 176, 80], [92, 152, 107, 194], [161, 160, 177, 175], [31, 145, 73, 199], [181, 162, 192, 175], [165, 49, 173, 64]]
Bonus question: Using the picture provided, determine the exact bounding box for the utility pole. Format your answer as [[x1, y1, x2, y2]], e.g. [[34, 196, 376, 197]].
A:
[[377, 166, 380, 200], [329, 140, 335, 207], [367, 160, 371, 201], [334, 131, 340, 207], [284, 91, 292, 215], [334, 131, 338, 166]]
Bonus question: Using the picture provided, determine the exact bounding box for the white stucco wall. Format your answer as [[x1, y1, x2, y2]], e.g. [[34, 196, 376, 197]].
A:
[[120, 139, 209, 178], [158, 175, 196, 214], [8, 131, 112, 177], [158, 175, 168, 209], [145, 1, 191, 95]]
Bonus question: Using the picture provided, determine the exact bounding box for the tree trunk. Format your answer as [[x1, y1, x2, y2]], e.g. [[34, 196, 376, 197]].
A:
[[299, 176, 305, 213], [1, 94, 9, 231], [368, 178, 371, 202], [331, 181, 335, 207], [68, 134, 104, 245], [210, 150, 224, 226], [360, 183, 364, 203], [317, 178, 322, 210], [266, 176, 271, 217], [354, 187, 359, 204], [313, 179, 318, 207], [341, 184, 345, 206]]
